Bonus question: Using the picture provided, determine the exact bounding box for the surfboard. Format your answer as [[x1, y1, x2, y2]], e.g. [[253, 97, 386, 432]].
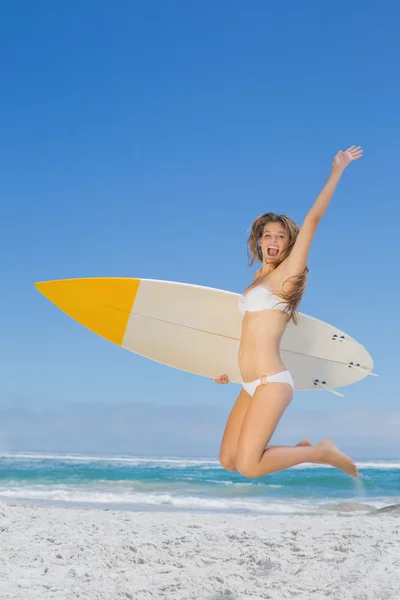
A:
[[35, 277, 375, 394]]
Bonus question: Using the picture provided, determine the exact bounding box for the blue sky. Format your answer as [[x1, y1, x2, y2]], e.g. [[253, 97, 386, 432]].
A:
[[1, 1, 398, 458]]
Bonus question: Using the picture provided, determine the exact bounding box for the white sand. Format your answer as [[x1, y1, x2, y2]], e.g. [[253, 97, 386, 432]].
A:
[[1, 501, 399, 600]]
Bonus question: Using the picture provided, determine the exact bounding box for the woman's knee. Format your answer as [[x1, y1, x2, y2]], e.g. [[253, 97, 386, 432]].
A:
[[219, 450, 237, 472], [236, 456, 260, 479]]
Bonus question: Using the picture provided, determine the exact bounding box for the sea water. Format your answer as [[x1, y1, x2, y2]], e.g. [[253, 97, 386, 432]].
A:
[[0, 453, 398, 515]]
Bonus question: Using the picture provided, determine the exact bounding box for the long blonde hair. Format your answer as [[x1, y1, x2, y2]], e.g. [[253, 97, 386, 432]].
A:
[[247, 212, 308, 324]]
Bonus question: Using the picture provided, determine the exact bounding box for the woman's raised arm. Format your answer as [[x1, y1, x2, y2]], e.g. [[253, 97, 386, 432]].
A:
[[282, 146, 363, 275]]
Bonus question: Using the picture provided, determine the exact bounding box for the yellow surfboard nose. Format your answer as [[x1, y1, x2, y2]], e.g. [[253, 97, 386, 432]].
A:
[[35, 277, 140, 345]]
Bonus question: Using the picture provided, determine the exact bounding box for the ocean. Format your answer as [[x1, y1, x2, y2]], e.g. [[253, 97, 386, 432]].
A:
[[0, 453, 399, 515]]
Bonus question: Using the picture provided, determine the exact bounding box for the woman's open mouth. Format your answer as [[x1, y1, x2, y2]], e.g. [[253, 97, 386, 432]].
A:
[[267, 245, 279, 257]]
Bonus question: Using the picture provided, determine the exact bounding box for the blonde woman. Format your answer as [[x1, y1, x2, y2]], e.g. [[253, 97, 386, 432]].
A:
[[216, 146, 363, 479]]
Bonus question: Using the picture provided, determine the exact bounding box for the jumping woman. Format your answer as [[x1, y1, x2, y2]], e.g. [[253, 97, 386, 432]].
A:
[[216, 146, 363, 479]]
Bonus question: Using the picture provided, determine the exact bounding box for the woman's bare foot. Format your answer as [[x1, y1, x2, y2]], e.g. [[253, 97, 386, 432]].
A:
[[316, 439, 358, 477], [297, 439, 312, 447]]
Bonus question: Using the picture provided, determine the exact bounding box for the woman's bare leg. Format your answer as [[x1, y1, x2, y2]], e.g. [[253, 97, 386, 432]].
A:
[[219, 388, 312, 472], [236, 383, 358, 478], [219, 388, 252, 471]]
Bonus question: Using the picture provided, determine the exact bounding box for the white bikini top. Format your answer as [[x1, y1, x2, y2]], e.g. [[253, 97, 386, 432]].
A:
[[238, 285, 288, 316]]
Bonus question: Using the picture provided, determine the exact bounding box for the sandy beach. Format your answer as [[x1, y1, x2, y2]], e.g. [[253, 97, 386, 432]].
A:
[[1, 501, 399, 600]]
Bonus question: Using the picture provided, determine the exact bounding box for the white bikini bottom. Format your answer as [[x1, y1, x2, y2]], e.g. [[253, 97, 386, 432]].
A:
[[242, 370, 294, 397]]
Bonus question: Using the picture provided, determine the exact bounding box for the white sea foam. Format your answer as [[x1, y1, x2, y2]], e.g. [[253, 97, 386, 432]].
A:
[[0, 452, 220, 468], [2, 452, 399, 470], [291, 460, 400, 470], [0, 486, 314, 513], [0, 485, 395, 514]]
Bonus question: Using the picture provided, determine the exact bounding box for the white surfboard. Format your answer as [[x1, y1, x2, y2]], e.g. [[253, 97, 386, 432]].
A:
[[35, 277, 375, 393]]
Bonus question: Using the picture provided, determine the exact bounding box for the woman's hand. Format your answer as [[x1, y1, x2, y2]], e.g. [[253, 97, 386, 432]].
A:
[[214, 374, 230, 384], [332, 146, 363, 172]]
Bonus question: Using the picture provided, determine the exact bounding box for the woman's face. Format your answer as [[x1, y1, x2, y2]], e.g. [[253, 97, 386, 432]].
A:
[[259, 221, 289, 263]]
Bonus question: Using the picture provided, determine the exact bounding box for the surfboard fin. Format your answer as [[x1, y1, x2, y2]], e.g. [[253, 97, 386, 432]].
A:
[[331, 334, 360, 346], [313, 379, 344, 397], [332, 334, 348, 342], [348, 362, 379, 377]]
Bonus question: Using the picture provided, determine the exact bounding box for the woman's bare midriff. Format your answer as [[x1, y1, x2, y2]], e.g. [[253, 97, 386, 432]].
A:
[[238, 310, 289, 383]]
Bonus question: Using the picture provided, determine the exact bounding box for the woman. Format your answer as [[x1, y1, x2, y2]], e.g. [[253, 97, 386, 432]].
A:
[[216, 146, 363, 479]]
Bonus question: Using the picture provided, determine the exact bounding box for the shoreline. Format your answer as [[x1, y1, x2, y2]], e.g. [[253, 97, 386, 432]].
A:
[[2, 495, 399, 516]]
